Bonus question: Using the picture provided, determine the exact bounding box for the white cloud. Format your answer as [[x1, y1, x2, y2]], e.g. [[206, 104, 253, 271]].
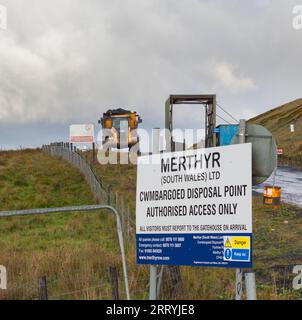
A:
[[210, 61, 256, 94]]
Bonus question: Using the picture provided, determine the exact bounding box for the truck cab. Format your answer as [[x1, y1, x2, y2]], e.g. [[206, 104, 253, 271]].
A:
[[99, 108, 142, 149]]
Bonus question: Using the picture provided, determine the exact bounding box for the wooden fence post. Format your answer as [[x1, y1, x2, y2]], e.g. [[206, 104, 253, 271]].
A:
[[115, 192, 118, 211], [109, 267, 119, 300], [161, 266, 183, 300], [127, 205, 131, 241], [107, 190, 111, 206], [38, 276, 48, 300], [121, 196, 125, 235]]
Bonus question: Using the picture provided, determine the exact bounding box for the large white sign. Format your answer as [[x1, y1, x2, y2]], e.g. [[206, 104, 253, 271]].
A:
[[69, 124, 95, 143], [136, 143, 252, 268]]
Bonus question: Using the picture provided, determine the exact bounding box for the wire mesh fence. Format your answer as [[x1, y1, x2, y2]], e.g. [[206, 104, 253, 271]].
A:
[[42, 143, 108, 205], [1, 262, 301, 300], [278, 155, 302, 170], [0, 143, 301, 300]]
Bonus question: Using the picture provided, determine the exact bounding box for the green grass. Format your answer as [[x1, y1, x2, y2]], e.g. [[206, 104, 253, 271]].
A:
[[0, 150, 123, 300], [0, 149, 95, 209], [0, 149, 301, 300]]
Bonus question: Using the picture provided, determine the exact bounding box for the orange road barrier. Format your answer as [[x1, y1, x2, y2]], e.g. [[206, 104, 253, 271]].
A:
[[263, 186, 281, 207]]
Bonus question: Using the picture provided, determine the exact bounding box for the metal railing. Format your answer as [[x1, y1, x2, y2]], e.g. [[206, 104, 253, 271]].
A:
[[0, 204, 130, 300]]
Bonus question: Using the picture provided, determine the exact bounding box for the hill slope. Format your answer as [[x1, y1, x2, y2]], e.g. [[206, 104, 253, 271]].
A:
[[248, 98, 302, 167], [0, 149, 301, 300], [0, 149, 95, 210], [0, 150, 123, 300]]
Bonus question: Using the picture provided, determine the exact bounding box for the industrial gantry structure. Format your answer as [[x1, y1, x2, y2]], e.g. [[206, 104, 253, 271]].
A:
[[165, 94, 217, 150]]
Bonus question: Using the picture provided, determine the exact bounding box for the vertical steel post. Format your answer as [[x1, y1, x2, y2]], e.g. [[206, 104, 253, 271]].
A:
[[235, 119, 246, 300], [238, 119, 246, 145], [165, 98, 172, 152], [149, 128, 160, 300], [245, 272, 257, 300], [114, 207, 131, 300]]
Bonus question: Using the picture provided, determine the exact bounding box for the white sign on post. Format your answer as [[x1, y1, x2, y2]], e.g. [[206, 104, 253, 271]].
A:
[[136, 143, 252, 268], [69, 124, 95, 143]]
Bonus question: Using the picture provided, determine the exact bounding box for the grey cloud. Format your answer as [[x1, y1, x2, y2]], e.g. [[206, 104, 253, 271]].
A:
[[0, 0, 301, 147]]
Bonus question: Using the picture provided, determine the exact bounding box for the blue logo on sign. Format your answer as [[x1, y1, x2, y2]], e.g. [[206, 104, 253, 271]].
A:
[[225, 249, 232, 260]]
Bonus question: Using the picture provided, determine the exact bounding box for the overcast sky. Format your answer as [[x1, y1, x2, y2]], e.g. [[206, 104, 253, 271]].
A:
[[0, 0, 301, 149]]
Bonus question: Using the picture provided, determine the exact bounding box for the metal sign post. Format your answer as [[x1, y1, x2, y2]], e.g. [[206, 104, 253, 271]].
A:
[[235, 120, 258, 301], [245, 272, 257, 300], [235, 119, 246, 300], [149, 128, 161, 300]]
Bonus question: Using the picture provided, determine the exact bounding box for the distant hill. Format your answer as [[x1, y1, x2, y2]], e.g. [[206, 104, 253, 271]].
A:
[[248, 99, 302, 167]]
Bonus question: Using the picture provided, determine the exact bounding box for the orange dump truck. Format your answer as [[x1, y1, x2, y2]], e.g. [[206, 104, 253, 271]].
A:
[[98, 108, 142, 149]]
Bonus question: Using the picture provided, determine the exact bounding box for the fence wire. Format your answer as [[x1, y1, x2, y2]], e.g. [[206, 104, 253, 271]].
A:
[[42, 143, 109, 205], [0, 143, 300, 300]]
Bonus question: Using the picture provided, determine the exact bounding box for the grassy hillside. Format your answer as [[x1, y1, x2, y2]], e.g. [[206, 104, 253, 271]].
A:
[[0, 149, 95, 210], [0, 150, 123, 300], [248, 98, 302, 167], [0, 149, 301, 300]]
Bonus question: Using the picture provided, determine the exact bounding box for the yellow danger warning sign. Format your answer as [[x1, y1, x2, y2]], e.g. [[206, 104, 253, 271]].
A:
[[232, 237, 250, 249], [224, 236, 250, 249], [224, 238, 232, 248]]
